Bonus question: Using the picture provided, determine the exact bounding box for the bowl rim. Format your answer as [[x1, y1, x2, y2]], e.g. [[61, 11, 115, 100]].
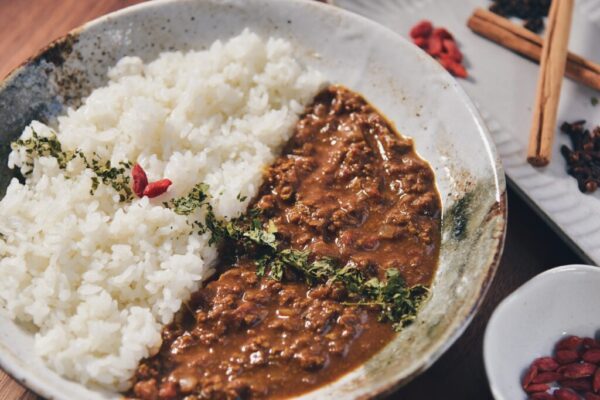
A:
[[0, 0, 507, 399], [483, 264, 598, 400]]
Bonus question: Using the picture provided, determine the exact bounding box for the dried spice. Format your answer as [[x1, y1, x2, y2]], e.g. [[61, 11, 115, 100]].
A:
[[11, 130, 134, 201], [554, 389, 581, 400], [530, 393, 556, 400], [587, 392, 600, 400], [409, 21, 468, 78], [535, 357, 560, 371], [521, 335, 600, 399], [131, 164, 148, 197], [87, 158, 133, 201], [560, 121, 600, 193], [166, 182, 210, 216], [142, 178, 172, 198], [489, 0, 552, 33], [11, 130, 81, 171]]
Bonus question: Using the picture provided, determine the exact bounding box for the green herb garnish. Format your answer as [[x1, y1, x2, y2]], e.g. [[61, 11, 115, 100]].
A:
[[273, 255, 428, 330], [85, 157, 133, 201], [346, 268, 429, 329], [167, 183, 429, 330], [592, 97, 599, 107], [11, 131, 80, 171], [167, 183, 211, 216], [11, 130, 134, 201]]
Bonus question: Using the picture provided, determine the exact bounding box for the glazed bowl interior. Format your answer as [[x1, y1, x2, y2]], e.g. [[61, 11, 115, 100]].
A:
[[0, 0, 506, 399]]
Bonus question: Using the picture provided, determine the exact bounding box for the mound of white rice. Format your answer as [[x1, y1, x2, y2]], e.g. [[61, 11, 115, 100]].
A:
[[0, 30, 323, 390]]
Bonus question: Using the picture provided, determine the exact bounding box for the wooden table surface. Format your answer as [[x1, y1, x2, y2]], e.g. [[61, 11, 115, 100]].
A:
[[0, 1, 584, 399]]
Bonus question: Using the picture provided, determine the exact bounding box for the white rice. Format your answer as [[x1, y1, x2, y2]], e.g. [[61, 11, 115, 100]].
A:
[[0, 30, 323, 390]]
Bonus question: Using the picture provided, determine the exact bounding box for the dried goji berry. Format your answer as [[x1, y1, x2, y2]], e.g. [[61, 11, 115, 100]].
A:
[[438, 53, 463, 74], [593, 368, 600, 393], [583, 349, 600, 363], [523, 365, 539, 388], [530, 393, 556, 400], [533, 372, 563, 384], [432, 27, 453, 40], [534, 357, 560, 372], [556, 350, 581, 364], [132, 163, 148, 198], [559, 362, 597, 379], [409, 22, 467, 79], [427, 35, 443, 57], [522, 336, 600, 399], [447, 61, 468, 78], [584, 338, 600, 349], [560, 378, 593, 391], [555, 388, 581, 400], [442, 39, 463, 63], [409, 20, 433, 39], [413, 37, 429, 49], [526, 383, 550, 393], [437, 55, 454, 70], [143, 179, 172, 198], [557, 336, 584, 351]]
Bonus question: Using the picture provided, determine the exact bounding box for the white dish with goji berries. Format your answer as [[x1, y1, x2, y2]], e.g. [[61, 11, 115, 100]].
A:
[[484, 264, 600, 400]]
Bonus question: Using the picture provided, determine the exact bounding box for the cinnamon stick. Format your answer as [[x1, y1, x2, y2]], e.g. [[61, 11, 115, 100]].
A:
[[526, 0, 574, 166], [467, 8, 600, 91]]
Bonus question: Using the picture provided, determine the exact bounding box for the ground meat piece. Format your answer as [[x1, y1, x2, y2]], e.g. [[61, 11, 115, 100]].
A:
[[178, 376, 198, 394], [158, 382, 179, 399], [232, 302, 267, 327], [307, 285, 331, 299], [355, 235, 380, 251], [256, 194, 275, 212], [135, 363, 158, 380], [134, 379, 159, 400], [170, 333, 197, 354], [295, 348, 328, 370]]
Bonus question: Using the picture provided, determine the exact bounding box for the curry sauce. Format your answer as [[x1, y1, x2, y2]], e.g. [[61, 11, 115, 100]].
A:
[[128, 86, 441, 400]]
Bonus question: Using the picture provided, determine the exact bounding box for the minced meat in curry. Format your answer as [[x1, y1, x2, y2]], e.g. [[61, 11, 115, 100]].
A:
[[127, 86, 441, 400]]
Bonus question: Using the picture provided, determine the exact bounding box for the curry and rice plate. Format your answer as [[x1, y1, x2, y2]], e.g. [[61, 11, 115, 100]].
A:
[[0, 30, 440, 399]]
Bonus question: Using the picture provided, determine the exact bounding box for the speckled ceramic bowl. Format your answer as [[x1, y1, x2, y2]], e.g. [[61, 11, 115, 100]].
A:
[[0, 0, 506, 399]]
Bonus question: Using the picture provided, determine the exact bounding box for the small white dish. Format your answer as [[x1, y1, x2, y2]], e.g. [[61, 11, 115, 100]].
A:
[[484, 264, 600, 400]]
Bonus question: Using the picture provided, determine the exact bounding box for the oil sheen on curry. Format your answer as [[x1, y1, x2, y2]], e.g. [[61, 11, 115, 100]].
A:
[[128, 86, 441, 400]]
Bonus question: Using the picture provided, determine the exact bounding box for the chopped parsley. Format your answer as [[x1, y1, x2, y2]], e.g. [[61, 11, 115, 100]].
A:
[[11, 130, 80, 171], [11, 130, 134, 201], [167, 183, 211, 216], [592, 97, 598, 107], [85, 157, 133, 201], [167, 183, 429, 331], [343, 268, 429, 329]]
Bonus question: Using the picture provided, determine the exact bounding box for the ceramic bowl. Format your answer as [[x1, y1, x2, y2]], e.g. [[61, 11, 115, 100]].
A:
[[484, 264, 600, 400], [0, 0, 506, 399]]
